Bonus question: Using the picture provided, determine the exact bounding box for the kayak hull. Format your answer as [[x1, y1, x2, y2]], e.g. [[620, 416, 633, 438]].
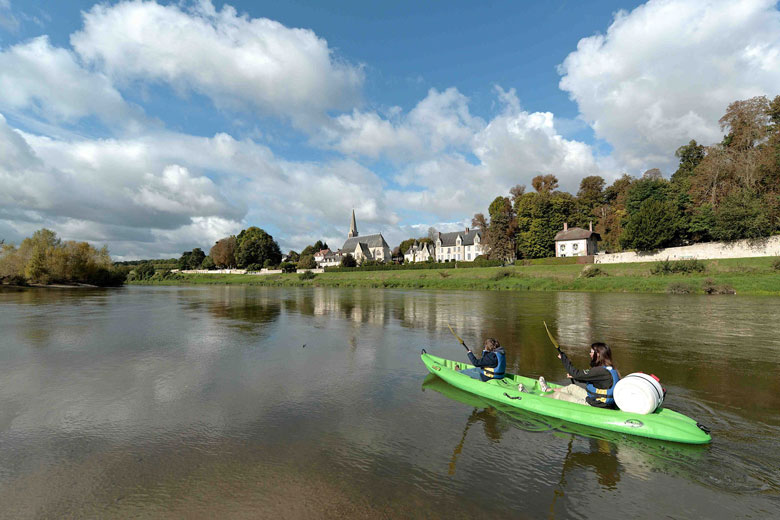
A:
[[421, 351, 711, 444]]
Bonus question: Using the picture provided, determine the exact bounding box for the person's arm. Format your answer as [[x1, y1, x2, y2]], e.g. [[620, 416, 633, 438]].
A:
[[559, 352, 609, 383], [468, 351, 497, 368]]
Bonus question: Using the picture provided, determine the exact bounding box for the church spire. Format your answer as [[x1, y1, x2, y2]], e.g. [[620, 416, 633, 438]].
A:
[[348, 209, 358, 238]]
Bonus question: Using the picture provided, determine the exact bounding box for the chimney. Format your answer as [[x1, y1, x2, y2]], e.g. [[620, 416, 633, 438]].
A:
[[465, 227, 469, 234], [589, 221, 593, 232], [563, 222, 568, 231]]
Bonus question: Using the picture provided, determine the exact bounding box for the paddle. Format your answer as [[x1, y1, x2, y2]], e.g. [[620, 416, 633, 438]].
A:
[[543, 321, 563, 354], [447, 324, 471, 352]]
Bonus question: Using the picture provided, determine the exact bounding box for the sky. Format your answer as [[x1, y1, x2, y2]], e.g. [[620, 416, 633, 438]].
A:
[[1, 0, 779, 259]]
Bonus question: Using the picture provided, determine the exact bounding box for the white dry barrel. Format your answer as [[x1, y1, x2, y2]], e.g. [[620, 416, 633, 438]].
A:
[[613, 373, 665, 415]]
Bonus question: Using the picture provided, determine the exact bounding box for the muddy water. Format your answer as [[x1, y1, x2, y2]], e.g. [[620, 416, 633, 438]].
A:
[[0, 286, 778, 518]]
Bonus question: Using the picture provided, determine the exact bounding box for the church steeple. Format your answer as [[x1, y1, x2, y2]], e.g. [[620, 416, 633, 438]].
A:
[[348, 209, 358, 238]]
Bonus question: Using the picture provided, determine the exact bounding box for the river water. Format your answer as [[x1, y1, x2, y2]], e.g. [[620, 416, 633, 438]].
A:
[[0, 285, 778, 519]]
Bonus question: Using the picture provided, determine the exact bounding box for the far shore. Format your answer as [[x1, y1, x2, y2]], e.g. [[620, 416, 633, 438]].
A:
[[127, 257, 780, 296]]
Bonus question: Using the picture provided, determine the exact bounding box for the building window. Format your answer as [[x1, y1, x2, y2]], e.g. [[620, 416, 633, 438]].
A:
[[467, 253, 471, 260], [560, 244, 566, 251], [572, 243, 578, 251]]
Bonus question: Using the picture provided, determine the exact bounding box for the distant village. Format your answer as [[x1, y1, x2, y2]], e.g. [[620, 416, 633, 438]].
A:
[[305, 210, 598, 268]]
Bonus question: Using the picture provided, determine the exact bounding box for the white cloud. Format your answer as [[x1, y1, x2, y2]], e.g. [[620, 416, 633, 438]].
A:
[[70, 0, 364, 127], [0, 0, 19, 33], [559, 0, 780, 171], [0, 36, 145, 129]]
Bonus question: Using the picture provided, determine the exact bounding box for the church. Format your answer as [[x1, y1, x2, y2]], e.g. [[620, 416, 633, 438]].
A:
[[339, 210, 391, 263]]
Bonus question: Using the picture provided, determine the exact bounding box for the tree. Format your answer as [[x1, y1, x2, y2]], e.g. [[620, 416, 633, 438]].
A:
[[287, 250, 300, 263], [298, 255, 317, 269], [341, 254, 356, 267], [135, 262, 156, 280], [301, 240, 330, 258], [201, 256, 215, 270], [427, 227, 438, 242], [620, 199, 679, 251], [642, 168, 662, 180], [515, 190, 577, 259], [509, 184, 526, 202], [188, 248, 206, 269], [711, 189, 770, 241], [178, 251, 192, 270], [487, 196, 516, 262], [210, 236, 237, 268], [235, 227, 282, 268], [471, 213, 489, 246], [531, 174, 559, 194]]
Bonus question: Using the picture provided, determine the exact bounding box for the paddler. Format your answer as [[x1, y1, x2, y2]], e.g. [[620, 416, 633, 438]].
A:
[[458, 338, 507, 382], [538, 342, 620, 408]]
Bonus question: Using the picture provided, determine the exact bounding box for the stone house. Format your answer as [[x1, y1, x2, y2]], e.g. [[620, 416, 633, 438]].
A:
[[404, 241, 435, 263], [554, 222, 600, 257], [435, 228, 486, 262]]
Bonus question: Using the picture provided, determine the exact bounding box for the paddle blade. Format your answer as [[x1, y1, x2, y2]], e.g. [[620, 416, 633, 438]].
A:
[[447, 324, 464, 345], [543, 321, 562, 352]]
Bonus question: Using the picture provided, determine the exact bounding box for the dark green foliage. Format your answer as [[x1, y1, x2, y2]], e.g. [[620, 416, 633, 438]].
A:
[[263, 258, 276, 269], [188, 248, 206, 269], [135, 262, 156, 280], [301, 240, 329, 258], [341, 254, 357, 267], [178, 251, 192, 270], [515, 189, 577, 259], [487, 196, 516, 262], [279, 262, 296, 273], [201, 256, 215, 270], [298, 270, 316, 280], [287, 250, 300, 263], [650, 259, 705, 275], [245, 263, 262, 271], [620, 198, 680, 251], [711, 190, 771, 241], [236, 227, 282, 268], [298, 254, 317, 269]]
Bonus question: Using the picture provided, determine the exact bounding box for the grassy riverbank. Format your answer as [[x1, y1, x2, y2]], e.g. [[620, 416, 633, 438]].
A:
[[128, 257, 780, 295]]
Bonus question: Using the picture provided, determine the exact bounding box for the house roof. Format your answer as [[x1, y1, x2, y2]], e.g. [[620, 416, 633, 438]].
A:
[[405, 242, 433, 255], [437, 229, 481, 247], [341, 233, 389, 252], [554, 227, 601, 241]]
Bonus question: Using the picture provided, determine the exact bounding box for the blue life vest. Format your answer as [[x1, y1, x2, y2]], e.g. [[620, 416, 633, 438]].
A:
[[586, 366, 620, 406], [480, 350, 506, 380]]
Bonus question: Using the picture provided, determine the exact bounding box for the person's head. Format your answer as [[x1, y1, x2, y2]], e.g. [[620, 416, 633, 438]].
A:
[[483, 338, 500, 352], [589, 342, 614, 367]]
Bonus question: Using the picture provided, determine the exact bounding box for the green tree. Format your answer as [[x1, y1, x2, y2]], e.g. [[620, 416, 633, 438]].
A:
[[298, 254, 317, 269], [201, 256, 215, 270], [711, 189, 770, 241], [236, 227, 282, 268], [487, 196, 516, 262], [620, 199, 679, 251], [178, 251, 192, 270], [188, 248, 206, 269], [287, 250, 300, 263], [135, 262, 156, 280], [341, 254, 357, 267]]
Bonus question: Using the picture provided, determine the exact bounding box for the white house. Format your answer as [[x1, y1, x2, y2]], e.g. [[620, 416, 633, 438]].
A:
[[435, 228, 486, 262], [314, 249, 341, 267], [554, 222, 600, 257], [404, 241, 435, 263], [338, 210, 392, 263]]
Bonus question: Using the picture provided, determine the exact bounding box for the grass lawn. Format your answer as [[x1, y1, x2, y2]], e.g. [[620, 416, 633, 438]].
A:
[[129, 257, 780, 295]]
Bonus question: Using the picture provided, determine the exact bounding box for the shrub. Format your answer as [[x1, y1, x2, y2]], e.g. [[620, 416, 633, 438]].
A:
[[491, 269, 514, 280], [580, 265, 607, 278], [341, 254, 357, 268], [299, 270, 316, 280], [263, 258, 275, 269], [279, 262, 296, 273], [702, 278, 736, 295], [135, 262, 156, 280], [650, 258, 705, 275], [772, 257, 780, 271], [245, 263, 262, 272], [438, 271, 450, 278], [666, 282, 693, 294]]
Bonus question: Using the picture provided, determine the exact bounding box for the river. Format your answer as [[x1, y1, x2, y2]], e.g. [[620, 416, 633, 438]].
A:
[[0, 285, 778, 518]]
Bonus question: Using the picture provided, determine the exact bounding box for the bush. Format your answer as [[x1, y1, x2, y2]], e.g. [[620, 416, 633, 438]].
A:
[[299, 270, 317, 280], [245, 263, 262, 272], [135, 262, 156, 280], [702, 278, 736, 295], [263, 258, 276, 269], [298, 254, 317, 269], [650, 258, 705, 275], [666, 282, 694, 294], [491, 269, 514, 280], [438, 271, 450, 278], [279, 262, 296, 273], [580, 265, 607, 278], [772, 257, 780, 271], [341, 254, 357, 268]]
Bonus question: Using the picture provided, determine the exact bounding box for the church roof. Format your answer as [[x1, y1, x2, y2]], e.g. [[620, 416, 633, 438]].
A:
[[341, 233, 389, 252]]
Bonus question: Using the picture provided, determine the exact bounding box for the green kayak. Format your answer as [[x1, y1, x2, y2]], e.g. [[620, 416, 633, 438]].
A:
[[421, 350, 711, 444]]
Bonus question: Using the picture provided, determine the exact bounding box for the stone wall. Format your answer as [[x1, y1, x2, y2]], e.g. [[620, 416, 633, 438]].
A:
[[594, 236, 780, 264]]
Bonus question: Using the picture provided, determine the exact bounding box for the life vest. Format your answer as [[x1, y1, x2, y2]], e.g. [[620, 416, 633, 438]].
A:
[[480, 350, 506, 380], [586, 366, 620, 406]]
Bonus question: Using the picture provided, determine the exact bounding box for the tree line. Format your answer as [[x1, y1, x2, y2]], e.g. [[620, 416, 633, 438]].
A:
[[473, 95, 780, 259], [0, 229, 125, 286]]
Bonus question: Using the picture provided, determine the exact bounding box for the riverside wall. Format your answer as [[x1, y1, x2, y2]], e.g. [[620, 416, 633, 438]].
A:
[[594, 236, 780, 264], [179, 268, 324, 275]]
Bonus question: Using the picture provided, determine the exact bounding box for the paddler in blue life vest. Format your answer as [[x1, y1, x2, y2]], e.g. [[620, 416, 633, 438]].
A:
[[537, 342, 620, 408], [457, 338, 507, 382]]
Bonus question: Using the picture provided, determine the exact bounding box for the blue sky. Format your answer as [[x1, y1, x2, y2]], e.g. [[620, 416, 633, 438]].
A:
[[1, 0, 779, 259]]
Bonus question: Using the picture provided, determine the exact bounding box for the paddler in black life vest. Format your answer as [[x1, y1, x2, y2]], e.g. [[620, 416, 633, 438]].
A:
[[458, 338, 507, 382], [538, 342, 620, 408]]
